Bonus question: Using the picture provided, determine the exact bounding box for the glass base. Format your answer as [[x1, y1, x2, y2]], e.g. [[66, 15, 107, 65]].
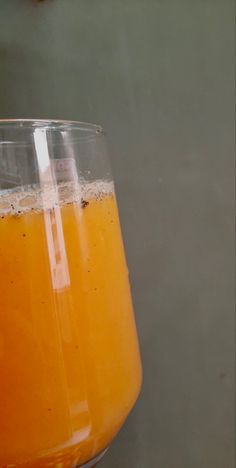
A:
[[78, 448, 108, 467]]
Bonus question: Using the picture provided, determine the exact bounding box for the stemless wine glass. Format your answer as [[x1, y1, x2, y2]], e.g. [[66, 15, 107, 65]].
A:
[[0, 120, 142, 468]]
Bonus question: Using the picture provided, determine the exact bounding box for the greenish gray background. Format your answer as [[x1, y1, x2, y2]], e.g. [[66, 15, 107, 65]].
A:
[[0, 1, 235, 467]]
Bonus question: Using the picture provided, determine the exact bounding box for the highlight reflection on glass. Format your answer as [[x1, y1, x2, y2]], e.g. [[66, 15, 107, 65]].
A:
[[0, 120, 142, 468]]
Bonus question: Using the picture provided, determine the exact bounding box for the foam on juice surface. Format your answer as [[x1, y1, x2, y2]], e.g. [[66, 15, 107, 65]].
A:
[[0, 180, 114, 216]]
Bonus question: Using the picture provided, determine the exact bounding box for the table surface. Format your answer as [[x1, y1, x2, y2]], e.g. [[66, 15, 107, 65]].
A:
[[0, 1, 234, 467]]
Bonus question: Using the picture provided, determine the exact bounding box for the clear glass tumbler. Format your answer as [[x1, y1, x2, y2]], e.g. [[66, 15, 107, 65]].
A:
[[0, 120, 142, 468]]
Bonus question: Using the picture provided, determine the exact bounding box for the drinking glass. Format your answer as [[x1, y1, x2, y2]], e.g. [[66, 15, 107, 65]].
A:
[[0, 120, 142, 468]]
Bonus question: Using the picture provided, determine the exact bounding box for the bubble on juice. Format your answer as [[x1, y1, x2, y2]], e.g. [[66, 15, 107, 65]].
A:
[[0, 180, 114, 216]]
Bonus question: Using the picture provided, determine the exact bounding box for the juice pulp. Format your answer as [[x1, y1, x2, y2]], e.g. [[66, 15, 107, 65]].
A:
[[0, 185, 142, 467]]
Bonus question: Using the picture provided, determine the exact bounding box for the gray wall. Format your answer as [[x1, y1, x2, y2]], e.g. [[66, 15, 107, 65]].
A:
[[0, 1, 235, 467]]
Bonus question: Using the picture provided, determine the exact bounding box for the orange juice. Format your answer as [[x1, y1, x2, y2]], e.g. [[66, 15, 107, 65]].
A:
[[0, 183, 142, 467]]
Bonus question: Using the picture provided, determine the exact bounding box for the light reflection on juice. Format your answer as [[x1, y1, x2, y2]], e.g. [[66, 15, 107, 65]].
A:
[[0, 186, 142, 467]]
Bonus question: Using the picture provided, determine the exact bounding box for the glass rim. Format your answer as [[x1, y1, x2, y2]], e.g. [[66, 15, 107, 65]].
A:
[[0, 119, 104, 139]]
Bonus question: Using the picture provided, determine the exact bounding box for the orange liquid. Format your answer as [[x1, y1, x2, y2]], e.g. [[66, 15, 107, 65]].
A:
[[0, 192, 142, 467]]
